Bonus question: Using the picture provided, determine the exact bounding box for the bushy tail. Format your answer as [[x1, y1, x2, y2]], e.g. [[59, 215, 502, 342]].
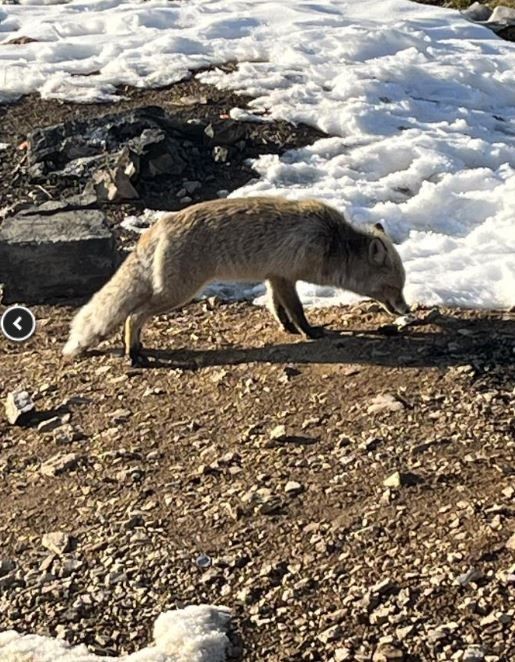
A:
[[62, 251, 153, 358]]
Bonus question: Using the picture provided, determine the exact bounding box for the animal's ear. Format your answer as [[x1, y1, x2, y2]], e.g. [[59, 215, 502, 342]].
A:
[[374, 222, 386, 234], [369, 237, 387, 265]]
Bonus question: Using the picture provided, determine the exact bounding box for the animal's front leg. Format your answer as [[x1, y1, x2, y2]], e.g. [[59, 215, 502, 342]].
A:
[[266, 279, 300, 334], [267, 277, 325, 339]]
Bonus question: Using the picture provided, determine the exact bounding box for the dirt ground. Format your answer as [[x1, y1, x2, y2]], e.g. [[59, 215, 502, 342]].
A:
[[0, 301, 514, 661]]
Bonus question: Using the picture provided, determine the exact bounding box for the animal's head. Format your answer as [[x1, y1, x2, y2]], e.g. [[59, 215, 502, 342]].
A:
[[356, 223, 410, 315]]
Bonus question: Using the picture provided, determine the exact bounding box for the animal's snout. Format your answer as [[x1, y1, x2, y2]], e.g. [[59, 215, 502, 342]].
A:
[[392, 296, 410, 315], [380, 291, 410, 316]]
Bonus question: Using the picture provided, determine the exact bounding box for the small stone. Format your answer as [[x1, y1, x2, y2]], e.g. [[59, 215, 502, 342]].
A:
[[53, 424, 83, 445], [40, 452, 82, 477], [463, 645, 486, 662], [284, 480, 303, 495], [105, 571, 127, 586], [183, 180, 201, 194], [39, 555, 55, 572], [457, 567, 483, 586], [270, 424, 287, 440], [373, 642, 405, 661], [318, 624, 342, 644], [367, 393, 405, 414], [370, 606, 391, 625], [195, 554, 212, 569], [212, 146, 229, 162], [396, 625, 415, 640], [37, 416, 63, 433], [505, 533, 515, 551], [179, 95, 207, 105], [383, 471, 419, 488], [371, 579, 397, 595], [394, 314, 417, 329], [42, 531, 71, 556], [489, 5, 515, 24], [110, 408, 132, 423], [5, 389, 35, 425]]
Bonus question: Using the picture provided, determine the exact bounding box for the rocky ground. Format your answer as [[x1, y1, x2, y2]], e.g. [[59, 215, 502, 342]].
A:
[[0, 302, 514, 661], [0, 72, 323, 231]]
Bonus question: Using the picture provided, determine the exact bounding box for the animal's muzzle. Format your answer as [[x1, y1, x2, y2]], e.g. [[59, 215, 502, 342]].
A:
[[382, 296, 410, 316]]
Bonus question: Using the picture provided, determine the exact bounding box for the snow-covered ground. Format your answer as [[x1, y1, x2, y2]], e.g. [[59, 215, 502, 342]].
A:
[[0, 605, 231, 662], [1, 0, 514, 308]]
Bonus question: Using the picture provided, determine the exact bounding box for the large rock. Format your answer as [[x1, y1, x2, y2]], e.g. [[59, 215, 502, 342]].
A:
[[0, 206, 117, 303]]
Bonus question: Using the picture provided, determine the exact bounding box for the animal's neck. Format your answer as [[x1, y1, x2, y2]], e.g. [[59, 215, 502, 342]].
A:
[[321, 227, 371, 290]]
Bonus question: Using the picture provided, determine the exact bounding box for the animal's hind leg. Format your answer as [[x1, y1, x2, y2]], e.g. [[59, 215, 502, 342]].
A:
[[268, 277, 325, 340], [124, 310, 151, 366], [266, 280, 299, 335], [123, 283, 203, 366]]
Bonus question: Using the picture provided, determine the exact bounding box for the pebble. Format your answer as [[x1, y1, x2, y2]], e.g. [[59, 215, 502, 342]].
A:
[[212, 146, 229, 162], [37, 416, 63, 433], [318, 624, 342, 644], [42, 531, 71, 556], [40, 452, 82, 477], [269, 424, 287, 440], [5, 389, 35, 425], [372, 642, 405, 661], [367, 394, 405, 414], [284, 480, 303, 495], [110, 408, 132, 423], [505, 533, 515, 551], [383, 471, 419, 488], [463, 646, 486, 662], [457, 567, 483, 586], [394, 314, 418, 329], [195, 554, 212, 569]]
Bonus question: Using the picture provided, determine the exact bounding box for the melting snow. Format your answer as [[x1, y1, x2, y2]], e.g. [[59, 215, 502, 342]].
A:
[[0, 605, 231, 662]]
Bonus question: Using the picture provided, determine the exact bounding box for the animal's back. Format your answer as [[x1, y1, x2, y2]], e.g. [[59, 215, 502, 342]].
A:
[[158, 196, 348, 283]]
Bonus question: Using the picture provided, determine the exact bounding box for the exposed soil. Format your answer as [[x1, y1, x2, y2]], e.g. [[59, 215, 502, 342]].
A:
[[0, 302, 514, 661]]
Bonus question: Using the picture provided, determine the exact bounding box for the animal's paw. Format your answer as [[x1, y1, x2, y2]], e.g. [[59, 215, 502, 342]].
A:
[[127, 345, 149, 368], [304, 325, 326, 340], [280, 320, 301, 335]]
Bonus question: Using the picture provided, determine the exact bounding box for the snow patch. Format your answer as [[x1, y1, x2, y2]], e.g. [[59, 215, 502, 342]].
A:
[[0, 0, 514, 307], [0, 604, 231, 662]]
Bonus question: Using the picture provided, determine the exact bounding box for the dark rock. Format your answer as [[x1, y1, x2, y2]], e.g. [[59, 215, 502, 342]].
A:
[[26, 106, 211, 208], [0, 208, 117, 304], [461, 3, 492, 22]]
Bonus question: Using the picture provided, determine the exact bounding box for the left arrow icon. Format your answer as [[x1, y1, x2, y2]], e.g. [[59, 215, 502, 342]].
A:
[[1, 306, 37, 342]]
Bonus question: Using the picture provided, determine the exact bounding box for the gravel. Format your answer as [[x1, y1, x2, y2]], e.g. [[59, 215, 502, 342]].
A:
[[0, 302, 514, 660]]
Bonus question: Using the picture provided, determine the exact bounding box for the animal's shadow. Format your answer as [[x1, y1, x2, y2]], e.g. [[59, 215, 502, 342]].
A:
[[122, 314, 514, 372]]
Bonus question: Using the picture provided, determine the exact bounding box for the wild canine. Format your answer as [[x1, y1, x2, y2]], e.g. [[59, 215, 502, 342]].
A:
[[63, 196, 409, 365]]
